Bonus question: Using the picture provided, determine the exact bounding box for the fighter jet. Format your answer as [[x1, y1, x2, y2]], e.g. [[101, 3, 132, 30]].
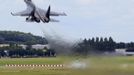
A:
[[11, 0, 66, 23]]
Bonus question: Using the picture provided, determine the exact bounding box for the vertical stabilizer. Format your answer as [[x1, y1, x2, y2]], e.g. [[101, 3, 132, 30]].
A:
[[46, 5, 51, 21]]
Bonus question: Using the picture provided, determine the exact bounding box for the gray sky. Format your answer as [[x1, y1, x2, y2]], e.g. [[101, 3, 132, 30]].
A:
[[0, 0, 134, 42]]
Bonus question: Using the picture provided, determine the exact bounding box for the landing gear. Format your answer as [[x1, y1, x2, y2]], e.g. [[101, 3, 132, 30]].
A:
[[26, 17, 33, 22], [26, 16, 33, 22], [26, 16, 40, 23], [26, 17, 29, 21]]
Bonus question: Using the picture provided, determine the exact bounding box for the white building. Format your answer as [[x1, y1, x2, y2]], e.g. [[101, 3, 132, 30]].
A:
[[115, 49, 134, 56], [0, 44, 10, 47], [32, 44, 50, 50], [0, 44, 50, 50], [18, 44, 27, 49]]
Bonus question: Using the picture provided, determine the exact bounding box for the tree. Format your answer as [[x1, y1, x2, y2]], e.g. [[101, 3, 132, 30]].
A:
[[0, 31, 48, 44], [74, 37, 117, 55], [108, 37, 116, 51], [116, 42, 126, 49], [0, 36, 5, 43]]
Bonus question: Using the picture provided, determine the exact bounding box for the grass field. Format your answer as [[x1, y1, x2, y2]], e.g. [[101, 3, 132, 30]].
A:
[[0, 56, 134, 75]]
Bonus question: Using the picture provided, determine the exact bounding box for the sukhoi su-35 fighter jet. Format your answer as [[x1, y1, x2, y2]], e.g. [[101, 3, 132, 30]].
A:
[[11, 0, 66, 23]]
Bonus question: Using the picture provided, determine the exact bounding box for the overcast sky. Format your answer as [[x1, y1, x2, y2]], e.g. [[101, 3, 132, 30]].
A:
[[0, 0, 134, 42]]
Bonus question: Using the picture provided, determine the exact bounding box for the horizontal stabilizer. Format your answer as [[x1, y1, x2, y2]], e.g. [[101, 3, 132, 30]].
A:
[[60, 12, 67, 16], [50, 18, 60, 22]]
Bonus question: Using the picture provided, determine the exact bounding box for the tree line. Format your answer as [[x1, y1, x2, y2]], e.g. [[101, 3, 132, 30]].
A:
[[74, 37, 134, 55], [0, 31, 56, 58], [0, 31, 48, 45]]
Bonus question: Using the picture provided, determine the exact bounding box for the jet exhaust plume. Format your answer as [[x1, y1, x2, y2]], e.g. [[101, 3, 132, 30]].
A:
[[38, 26, 76, 55]]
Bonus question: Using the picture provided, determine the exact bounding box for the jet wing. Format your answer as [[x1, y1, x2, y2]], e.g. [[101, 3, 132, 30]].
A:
[[37, 8, 67, 16], [11, 1, 34, 16], [50, 11, 67, 16], [11, 9, 32, 16]]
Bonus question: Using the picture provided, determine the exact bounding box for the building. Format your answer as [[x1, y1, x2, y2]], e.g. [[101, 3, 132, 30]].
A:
[[115, 48, 134, 56], [0, 44, 50, 50], [18, 44, 27, 49], [32, 44, 50, 50], [0, 44, 10, 47]]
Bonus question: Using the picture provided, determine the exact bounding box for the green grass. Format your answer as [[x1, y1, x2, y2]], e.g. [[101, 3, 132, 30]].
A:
[[0, 56, 134, 75]]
